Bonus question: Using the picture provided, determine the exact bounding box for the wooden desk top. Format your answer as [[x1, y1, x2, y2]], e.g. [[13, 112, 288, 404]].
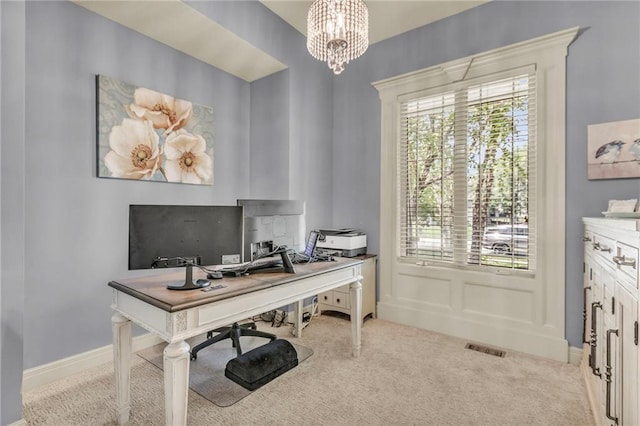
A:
[[108, 257, 362, 313]]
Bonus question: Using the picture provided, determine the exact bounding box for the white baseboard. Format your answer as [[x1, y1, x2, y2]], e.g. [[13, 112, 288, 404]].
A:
[[568, 346, 582, 366], [7, 419, 26, 426], [378, 301, 570, 362], [22, 332, 163, 392]]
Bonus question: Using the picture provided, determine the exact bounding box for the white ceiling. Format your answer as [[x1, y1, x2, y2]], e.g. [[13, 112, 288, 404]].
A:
[[73, 0, 488, 82], [261, 1, 489, 45], [73, 0, 288, 82]]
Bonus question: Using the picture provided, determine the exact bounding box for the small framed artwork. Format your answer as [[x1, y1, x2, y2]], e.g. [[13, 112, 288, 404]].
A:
[[587, 118, 640, 180], [97, 75, 214, 185]]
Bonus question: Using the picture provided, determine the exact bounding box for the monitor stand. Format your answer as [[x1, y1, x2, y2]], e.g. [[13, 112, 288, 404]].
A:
[[279, 248, 296, 274], [167, 263, 210, 290]]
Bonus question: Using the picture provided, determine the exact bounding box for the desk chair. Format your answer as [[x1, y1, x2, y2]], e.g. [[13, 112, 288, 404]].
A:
[[190, 322, 276, 360]]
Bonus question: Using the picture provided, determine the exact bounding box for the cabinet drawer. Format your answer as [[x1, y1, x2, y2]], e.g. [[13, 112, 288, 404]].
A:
[[615, 242, 638, 289], [319, 291, 332, 305], [332, 292, 349, 309], [590, 233, 616, 263], [319, 290, 350, 309]]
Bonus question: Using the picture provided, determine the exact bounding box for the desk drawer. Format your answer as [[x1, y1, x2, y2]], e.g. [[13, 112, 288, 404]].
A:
[[319, 291, 332, 305], [332, 291, 349, 309], [319, 289, 350, 309]]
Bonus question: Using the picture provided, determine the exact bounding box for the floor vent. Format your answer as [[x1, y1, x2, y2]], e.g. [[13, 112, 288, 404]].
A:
[[465, 343, 506, 358]]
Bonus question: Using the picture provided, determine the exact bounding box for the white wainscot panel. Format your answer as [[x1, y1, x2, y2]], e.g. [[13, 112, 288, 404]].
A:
[[462, 282, 533, 323], [396, 272, 452, 309]]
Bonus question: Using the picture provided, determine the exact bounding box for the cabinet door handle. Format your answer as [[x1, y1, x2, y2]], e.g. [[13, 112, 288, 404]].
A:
[[605, 328, 619, 424], [582, 286, 591, 344], [613, 255, 636, 267], [589, 302, 602, 377]]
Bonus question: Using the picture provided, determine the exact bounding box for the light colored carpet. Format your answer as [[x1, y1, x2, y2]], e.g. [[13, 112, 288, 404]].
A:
[[137, 334, 312, 407], [23, 315, 594, 425]]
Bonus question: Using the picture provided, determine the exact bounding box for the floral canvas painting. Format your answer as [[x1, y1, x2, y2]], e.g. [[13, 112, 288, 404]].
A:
[[97, 75, 214, 185], [587, 118, 640, 180]]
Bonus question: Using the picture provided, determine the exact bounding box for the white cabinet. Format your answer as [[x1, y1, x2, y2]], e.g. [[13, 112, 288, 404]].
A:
[[582, 218, 639, 426], [615, 285, 638, 426], [319, 255, 376, 321]]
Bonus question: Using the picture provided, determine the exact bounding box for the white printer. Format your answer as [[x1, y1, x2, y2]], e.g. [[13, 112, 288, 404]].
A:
[[316, 229, 366, 257]]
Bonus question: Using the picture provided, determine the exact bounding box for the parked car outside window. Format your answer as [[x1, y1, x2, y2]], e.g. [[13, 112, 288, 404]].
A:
[[481, 224, 528, 256]]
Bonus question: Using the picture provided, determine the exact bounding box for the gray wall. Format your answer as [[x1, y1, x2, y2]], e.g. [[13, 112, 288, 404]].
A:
[[2, 1, 336, 416], [20, 0, 336, 372], [330, 0, 640, 348], [23, 1, 250, 369], [250, 70, 290, 198], [189, 1, 335, 229], [1, 2, 26, 424]]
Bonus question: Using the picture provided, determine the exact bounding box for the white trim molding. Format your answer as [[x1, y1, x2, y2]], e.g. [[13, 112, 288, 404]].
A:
[[373, 27, 579, 362], [568, 346, 583, 366], [22, 332, 163, 392]]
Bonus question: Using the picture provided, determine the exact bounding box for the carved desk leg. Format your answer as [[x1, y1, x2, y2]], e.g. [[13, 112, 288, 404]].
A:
[[112, 313, 132, 425], [163, 341, 190, 426], [350, 274, 363, 357]]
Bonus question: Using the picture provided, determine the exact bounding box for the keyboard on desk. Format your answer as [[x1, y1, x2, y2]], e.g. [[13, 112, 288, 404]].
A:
[[221, 258, 284, 277]]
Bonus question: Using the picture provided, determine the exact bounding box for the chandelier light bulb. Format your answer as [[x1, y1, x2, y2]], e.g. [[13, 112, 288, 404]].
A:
[[307, 0, 369, 75]]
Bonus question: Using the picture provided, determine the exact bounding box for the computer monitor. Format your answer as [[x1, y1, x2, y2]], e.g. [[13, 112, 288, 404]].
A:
[[237, 199, 306, 261], [128, 205, 244, 270]]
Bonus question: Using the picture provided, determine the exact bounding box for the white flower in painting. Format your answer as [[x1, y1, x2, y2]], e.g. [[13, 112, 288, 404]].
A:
[[164, 130, 213, 184], [125, 87, 193, 134], [104, 119, 162, 179]]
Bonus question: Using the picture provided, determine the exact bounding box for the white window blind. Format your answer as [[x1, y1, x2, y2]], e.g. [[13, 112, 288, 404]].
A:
[[398, 72, 536, 271]]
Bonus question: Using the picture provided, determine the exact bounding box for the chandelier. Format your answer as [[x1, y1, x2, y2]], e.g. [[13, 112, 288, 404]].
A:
[[306, 0, 369, 75]]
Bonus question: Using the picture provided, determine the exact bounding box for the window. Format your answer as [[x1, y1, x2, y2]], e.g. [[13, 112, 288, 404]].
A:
[[373, 27, 578, 361], [399, 72, 535, 271]]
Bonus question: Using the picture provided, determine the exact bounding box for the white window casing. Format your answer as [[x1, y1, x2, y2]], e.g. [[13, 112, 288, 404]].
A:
[[373, 27, 579, 362]]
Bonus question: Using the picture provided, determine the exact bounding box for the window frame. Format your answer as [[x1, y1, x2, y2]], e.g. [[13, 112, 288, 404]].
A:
[[373, 27, 579, 362]]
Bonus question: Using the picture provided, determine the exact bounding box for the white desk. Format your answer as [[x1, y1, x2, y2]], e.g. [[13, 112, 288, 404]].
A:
[[109, 257, 363, 425]]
